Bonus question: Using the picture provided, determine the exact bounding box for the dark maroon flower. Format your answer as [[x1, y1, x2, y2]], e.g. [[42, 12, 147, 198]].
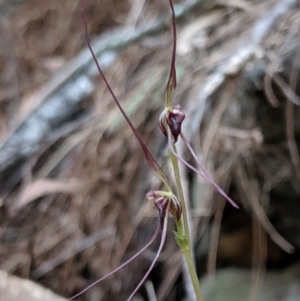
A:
[[155, 197, 169, 229], [166, 104, 185, 143], [169, 197, 182, 220], [159, 105, 185, 143]]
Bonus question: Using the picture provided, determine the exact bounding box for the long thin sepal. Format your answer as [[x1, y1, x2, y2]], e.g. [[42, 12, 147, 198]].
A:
[[69, 223, 160, 300], [180, 133, 214, 179], [168, 132, 238, 208], [126, 203, 170, 301], [80, 0, 171, 190], [164, 0, 177, 108]]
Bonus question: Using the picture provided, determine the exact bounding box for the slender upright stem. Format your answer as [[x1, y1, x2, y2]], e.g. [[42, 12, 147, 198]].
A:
[[169, 146, 204, 301], [182, 248, 204, 301], [170, 147, 190, 246]]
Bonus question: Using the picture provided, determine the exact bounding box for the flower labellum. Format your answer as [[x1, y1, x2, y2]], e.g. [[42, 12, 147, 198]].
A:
[[166, 104, 185, 143], [160, 105, 185, 143]]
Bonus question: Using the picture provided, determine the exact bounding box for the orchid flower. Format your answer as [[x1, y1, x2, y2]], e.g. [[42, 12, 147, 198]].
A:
[[158, 0, 238, 208], [70, 192, 177, 301], [74, 0, 237, 299], [70, 1, 182, 300], [160, 105, 238, 209]]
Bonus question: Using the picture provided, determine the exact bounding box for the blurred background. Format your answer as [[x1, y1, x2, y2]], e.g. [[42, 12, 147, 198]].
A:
[[0, 0, 300, 300]]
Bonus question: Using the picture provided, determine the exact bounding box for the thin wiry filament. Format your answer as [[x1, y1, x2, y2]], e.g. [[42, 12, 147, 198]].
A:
[[126, 203, 170, 301], [168, 130, 238, 208], [80, 0, 171, 190], [180, 133, 211, 178], [69, 223, 160, 300]]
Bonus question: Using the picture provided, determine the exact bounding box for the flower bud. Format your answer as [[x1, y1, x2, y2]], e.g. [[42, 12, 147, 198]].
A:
[[166, 104, 185, 143]]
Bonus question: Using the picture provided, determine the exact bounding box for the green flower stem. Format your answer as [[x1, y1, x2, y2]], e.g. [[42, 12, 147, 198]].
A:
[[169, 146, 204, 301], [182, 248, 204, 301], [169, 146, 190, 246]]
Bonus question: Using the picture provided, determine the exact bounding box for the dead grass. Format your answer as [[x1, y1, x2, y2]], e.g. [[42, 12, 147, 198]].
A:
[[0, 0, 300, 300]]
